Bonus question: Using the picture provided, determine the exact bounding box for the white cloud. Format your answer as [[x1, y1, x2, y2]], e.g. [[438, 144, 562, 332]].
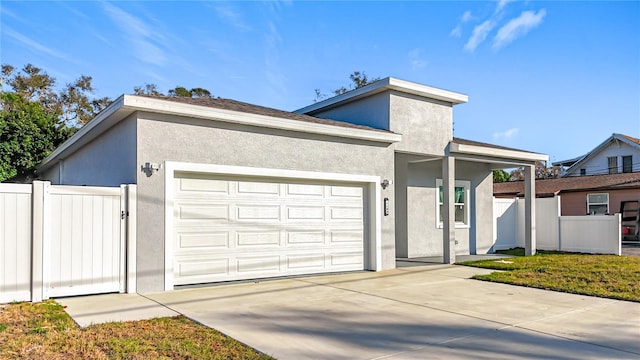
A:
[[213, 5, 250, 31], [3, 27, 75, 63], [408, 48, 428, 70], [102, 2, 168, 66], [495, 0, 513, 14], [493, 9, 546, 49], [450, 10, 473, 38], [493, 128, 520, 141], [462, 10, 473, 22], [464, 20, 495, 52]]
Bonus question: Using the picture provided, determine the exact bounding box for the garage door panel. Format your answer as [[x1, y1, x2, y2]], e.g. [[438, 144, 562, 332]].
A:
[[330, 186, 363, 198], [330, 206, 363, 220], [177, 204, 229, 220], [286, 231, 325, 245], [178, 178, 229, 194], [174, 174, 365, 285], [330, 252, 364, 266], [177, 258, 230, 278], [286, 253, 325, 270], [330, 230, 364, 243], [236, 205, 280, 221], [286, 206, 325, 221], [236, 231, 281, 247], [237, 181, 280, 195], [236, 255, 281, 273], [286, 184, 324, 197], [178, 232, 229, 249]]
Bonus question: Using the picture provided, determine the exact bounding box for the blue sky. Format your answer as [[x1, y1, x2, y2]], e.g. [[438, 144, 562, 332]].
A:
[[2, 1, 639, 162]]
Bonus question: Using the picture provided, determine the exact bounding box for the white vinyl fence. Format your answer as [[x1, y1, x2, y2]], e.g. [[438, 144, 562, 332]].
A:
[[0, 181, 136, 303], [493, 196, 621, 255]]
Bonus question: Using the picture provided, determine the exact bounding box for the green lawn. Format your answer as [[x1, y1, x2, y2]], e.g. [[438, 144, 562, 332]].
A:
[[0, 300, 273, 359], [458, 249, 640, 302]]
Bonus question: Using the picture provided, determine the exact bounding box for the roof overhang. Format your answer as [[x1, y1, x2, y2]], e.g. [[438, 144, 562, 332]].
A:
[[449, 141, 549, 165], [39, 95, 402, 172], [296, 77, 468, 115]]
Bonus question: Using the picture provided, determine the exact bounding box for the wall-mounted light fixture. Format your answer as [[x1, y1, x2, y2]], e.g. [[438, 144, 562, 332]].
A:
[[381, 179, 390, 189], [142, 162, 161, 177]]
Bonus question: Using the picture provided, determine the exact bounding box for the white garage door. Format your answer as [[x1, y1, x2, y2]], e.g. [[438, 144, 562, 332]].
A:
[[173, 173, 365, 285]]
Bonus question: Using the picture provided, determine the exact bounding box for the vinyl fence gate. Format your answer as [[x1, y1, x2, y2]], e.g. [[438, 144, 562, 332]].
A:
[[1, 181, 136, 303]]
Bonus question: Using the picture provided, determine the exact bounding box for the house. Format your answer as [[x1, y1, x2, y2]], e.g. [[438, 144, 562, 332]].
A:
[[554, 133, 640, 177], [494, 172, 640, 215], [38, 77, 547, 293]]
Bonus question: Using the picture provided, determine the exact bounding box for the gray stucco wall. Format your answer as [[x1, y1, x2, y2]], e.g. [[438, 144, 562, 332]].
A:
[[389, 92, 453, 156], [135, 112, 396, 292], [40, 115, 137, 186], [307, 92, 391, 130], [398, 157, 492, 258]]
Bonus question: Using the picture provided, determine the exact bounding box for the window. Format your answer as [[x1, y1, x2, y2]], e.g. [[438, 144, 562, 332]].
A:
[[608, 156, 618, 174], [587, 193, 609, 215], [580, 168, 586, 176], [436, 179, 470, 228], [622, 156, 632, 173]]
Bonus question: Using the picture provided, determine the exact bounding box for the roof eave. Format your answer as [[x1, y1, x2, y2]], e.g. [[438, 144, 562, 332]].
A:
[[295, 77, 468, 115]]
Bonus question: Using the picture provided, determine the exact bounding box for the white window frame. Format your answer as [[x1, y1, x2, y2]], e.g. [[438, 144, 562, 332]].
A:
[[435, 179, 470, 229], [586, 193, 609, 215]]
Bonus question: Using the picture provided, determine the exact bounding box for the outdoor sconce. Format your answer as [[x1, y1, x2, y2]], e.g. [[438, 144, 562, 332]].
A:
[[142, 162, 161, 177], [381, 179, 390, 189]]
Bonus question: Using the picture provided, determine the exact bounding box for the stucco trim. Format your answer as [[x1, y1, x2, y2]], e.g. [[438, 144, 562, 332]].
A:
[[450, 142, 548, 162], [296, 77, 468, 115], [163, 161, 383, 290], [125, 95, 401, 144]]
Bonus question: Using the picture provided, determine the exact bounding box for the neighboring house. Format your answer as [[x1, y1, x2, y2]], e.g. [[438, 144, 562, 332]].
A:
[[38, 77, 547, 293], [554, 133, 640, 177], [494, 172, 640, 215]]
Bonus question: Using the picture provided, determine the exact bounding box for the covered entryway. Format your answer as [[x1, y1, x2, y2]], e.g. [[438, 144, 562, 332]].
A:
[[172, 172, 366, 285]]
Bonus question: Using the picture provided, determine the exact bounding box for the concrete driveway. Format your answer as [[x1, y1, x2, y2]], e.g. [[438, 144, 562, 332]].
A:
[[137, 264, 640, 360]]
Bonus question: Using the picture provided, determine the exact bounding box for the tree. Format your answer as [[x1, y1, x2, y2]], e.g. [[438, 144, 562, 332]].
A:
[[493, 169, 511, 183], [315, 71, 381, 101], [134, 84, 213, 98], [0, 93, 74, 181], [2, 64, 110, 126], [0, 63, 108, 181], [510, 161, 561, 180]]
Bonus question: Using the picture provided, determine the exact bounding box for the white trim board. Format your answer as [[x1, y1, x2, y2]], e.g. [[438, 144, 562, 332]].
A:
[[163, 161, 383, 291]]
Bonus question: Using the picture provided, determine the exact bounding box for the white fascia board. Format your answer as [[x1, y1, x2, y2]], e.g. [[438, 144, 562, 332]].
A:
[[38, 95, 129, 171], [450, 142, 549, 162], [296, 77, 468, 114], [123, 95, 401, 143]]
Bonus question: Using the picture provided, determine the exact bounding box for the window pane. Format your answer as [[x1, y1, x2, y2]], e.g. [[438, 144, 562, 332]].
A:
[[588, 194, 608, 203], [623, 156, 632, 173], [455, 187, 464, 203], [608, 157, 618, 174], [439, 186, 443, 203], [588, 204, 607, 215], [439, 204, 443, 222], [455, 205, 465, 222]]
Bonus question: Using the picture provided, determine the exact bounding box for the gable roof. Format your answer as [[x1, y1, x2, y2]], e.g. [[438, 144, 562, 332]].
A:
[[38, 94, 402, 172], [553, 133, 640, 174], [494, 172, 640, 198], [151, 95, 390, 132]]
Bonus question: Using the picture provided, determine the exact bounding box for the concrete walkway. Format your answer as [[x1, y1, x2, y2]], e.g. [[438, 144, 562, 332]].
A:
[[60, 265, 640, 360]]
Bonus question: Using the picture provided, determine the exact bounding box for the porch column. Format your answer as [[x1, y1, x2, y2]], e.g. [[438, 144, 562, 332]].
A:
[[442, 156, 456, 264], [524, 164, 537, 256]]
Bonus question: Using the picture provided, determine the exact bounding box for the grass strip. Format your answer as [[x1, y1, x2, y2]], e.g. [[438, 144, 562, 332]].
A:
[[0, 300, 273, 359], [459, 251, 640, 302]]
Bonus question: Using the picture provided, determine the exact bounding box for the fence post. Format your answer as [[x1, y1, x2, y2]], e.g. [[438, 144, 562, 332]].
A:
[[125, 185, 137, 293], [30, 181, 48, 302]]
